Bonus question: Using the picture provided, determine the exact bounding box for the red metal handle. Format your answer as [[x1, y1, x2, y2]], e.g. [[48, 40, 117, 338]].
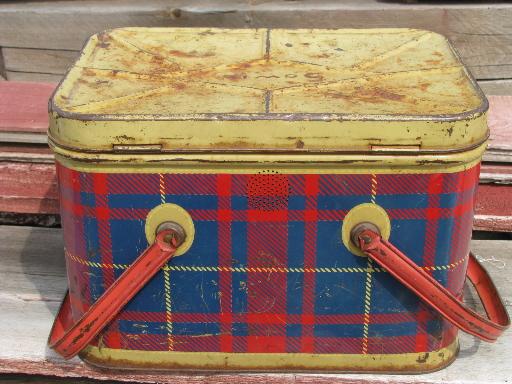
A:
[[354, 227, 510, 342], [48, 228, 182, 359]]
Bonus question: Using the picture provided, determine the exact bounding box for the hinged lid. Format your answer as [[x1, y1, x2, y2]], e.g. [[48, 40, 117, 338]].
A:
[[49, 28, 488, 154]]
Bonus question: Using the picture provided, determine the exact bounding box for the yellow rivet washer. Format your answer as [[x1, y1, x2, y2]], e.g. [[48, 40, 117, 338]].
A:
[[342, 203, 391, 257], [145, 203, 195, 256]]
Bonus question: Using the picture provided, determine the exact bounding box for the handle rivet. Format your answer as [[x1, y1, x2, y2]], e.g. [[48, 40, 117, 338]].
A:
[[350, 222, 381, 249]]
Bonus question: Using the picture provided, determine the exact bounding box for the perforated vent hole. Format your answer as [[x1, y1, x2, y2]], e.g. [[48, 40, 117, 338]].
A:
[[247, 170, 290, 211]]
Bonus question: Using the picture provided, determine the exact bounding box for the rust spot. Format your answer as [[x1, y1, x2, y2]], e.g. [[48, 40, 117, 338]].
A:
[[416, 352, 430, 364], [82, 68, 97, 77], [418, 82, 430, 91], [168, 50, 215, 58], [313, 53, 330, 58], [96, 32, 111, 49], [113, 135, 135, 141], [369, 89, 405, 102], [172, 82, 186, 90], [425, 59, 442, 65], [199, 30, 216, 36], [295, 139, 305, 149], [327, 87, 405, 104], [224, 72, 248, 81]]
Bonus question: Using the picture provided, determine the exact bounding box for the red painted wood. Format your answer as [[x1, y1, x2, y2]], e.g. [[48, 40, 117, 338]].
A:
[[0, 81, 56, 133], [474, 184, 512, 232], [0, 162, 58, 214]]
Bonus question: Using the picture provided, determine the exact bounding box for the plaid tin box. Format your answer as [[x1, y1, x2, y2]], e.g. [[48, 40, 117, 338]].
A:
[[48, 28, 492, 372]]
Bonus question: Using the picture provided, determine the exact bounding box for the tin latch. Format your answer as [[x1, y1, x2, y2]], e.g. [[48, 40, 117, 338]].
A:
[[370, 144, 421, 152]]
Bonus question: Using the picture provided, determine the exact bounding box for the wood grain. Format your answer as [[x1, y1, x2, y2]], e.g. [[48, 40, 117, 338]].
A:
[[0, 1, 511, 80], [0, 81, 54, 133], [0, 225, 510, 383], [487, 96, 512, 152], [474, 184, 512, 232], [479, 80, 512, 96], [0, 162, 58, 215], [2, 48, 78, 76], [4, 72, 63, 83]]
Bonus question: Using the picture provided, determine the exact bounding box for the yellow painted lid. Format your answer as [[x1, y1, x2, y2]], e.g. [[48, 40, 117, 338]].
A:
[[49, 28, 487, 154]]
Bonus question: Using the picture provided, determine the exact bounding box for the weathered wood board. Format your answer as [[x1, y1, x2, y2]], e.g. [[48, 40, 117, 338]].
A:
[[2, 49, 78, 77], [0, 82, 55, 142], [0, 162, 58, 215], [479, 80, 512, 96], [486, 96, 512, 162], [0, 225, 510, 383], [0, 1, 512, 82]]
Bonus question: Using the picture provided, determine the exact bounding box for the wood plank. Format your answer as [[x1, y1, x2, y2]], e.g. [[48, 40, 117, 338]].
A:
[[478, 80, 512, 96], [0, 225, 510, 383], [484, 95, 512, 163], [0, 145, 54, 163], [4, 72, 63, 83], [0, 1, 512, 80], [0, 81, 55, 134], [0, 47, 6, 80], [474, 184, 512, 232], [2, 48, 78, 76], [487, 95, 512, 152], [0, 162, 58, 214], [479, 164, 512, 184]]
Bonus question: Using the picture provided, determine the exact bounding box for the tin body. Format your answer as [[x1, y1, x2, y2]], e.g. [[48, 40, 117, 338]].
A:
[[49, 28, 488, 372]]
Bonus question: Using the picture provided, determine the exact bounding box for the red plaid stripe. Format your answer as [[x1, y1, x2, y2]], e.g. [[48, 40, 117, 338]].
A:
[[217, 174, 233, 352], [301, 174, 319, 353]]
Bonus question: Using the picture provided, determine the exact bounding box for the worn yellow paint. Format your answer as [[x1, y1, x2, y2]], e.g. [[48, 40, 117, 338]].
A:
[[144, 203, 195, 256], [66, 248, 467, 273], [50, 141, 486, 175], [49, 28, 487, 154], [80, 339, 458, 372], [342, 203, 391, 257]]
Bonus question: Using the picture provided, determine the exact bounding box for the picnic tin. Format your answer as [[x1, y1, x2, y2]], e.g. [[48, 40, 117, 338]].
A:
[[48, 28, 497, 372]]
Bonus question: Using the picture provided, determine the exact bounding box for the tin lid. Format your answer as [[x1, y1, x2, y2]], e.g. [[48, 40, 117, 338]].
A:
[[49, 28, 488, 154]]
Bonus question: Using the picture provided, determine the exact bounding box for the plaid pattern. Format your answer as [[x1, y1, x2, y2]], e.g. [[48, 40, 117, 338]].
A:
[[57, 163, 480, 354]]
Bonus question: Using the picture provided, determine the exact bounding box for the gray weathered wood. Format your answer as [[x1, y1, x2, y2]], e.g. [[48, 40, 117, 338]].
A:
[[0, 0, 512, 81], [4, 72, 63, 83], [479, 80, 512, 96], [0, 225, 510, 383], [2, 48, 78, 76]]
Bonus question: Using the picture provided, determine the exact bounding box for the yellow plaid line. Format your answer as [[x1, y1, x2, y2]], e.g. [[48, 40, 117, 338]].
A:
[[362, 173, 378, 353], [158, 173, 173, 350], [65, 249, 466, 273]]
